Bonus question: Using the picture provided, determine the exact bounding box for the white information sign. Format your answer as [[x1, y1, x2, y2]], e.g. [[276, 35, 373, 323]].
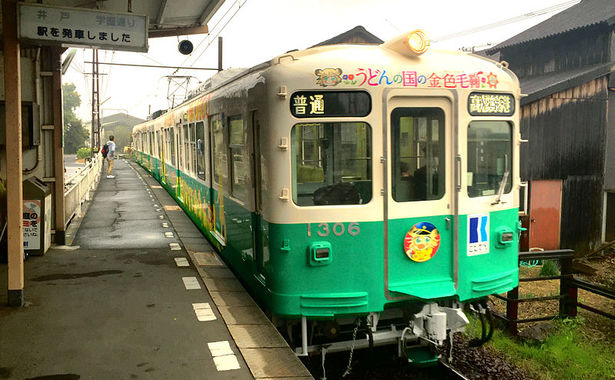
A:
[[467, 214, 490, 256], [23, 200, 41, 250], [19, 3, 148, 52]]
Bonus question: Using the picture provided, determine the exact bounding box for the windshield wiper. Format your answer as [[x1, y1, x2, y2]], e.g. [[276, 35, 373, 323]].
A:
[[491, 170, 509, 205]]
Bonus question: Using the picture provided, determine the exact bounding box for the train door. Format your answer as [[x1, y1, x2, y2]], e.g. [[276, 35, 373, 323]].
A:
[[195, 121, 210, 229], [384, 94, 456, 300], [251, 111, 265, 278], [209, 114, 226, 245]]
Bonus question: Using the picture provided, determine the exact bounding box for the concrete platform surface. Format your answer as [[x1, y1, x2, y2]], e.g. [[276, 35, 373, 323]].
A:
[[0, 159, 253, 379], [1, 158, 313, 380]]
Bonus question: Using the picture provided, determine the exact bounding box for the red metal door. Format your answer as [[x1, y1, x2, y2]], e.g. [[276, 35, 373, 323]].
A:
[[529, 180, 562, 250]]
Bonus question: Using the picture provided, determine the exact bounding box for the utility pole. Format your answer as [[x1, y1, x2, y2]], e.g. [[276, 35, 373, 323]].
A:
[[90, 49, 101, 156]]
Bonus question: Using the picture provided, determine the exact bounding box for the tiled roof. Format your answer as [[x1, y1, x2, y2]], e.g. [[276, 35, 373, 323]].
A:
[[519, 61, 615, 105], [311, 25, 383, 48], [488, 0, 615, 52]]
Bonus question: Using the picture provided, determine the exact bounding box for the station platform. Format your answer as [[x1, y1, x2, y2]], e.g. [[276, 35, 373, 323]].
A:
[[0, 158, 312, 380]]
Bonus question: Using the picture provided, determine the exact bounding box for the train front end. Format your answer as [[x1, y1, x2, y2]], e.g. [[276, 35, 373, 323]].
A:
[[258, 31, 521, 359]]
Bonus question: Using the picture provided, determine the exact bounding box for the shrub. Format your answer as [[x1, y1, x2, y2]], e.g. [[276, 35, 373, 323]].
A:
[[76, 147, 91, 160], [539, 260, 560, 277]]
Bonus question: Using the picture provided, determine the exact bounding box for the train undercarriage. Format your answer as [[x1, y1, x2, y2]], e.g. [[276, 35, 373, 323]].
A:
[[280, 299, 494, 370]]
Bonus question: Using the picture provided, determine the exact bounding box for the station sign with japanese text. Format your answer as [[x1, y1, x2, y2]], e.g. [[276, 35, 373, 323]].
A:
[[290, 91, 371, 118], [23, 200, 41, 250], [468, 92, 515, 116], [19, 3, 148, 52]]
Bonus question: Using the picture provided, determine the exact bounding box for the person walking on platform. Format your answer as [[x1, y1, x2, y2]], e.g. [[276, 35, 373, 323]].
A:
[[104, 135, 116, 179]]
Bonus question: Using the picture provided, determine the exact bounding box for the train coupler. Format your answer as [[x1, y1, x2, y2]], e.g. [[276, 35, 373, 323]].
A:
[[411, 303, 469, 346]]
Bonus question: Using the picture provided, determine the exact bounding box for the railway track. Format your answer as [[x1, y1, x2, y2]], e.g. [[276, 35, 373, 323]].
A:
[[439, 359, 471, 380], [301, 345, 473, 380]]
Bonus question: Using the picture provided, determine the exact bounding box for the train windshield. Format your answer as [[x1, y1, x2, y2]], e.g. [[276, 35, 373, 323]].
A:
[[391, 108, 445, 202], [292, 122, 372, 206], [467, 121, 513, 198]]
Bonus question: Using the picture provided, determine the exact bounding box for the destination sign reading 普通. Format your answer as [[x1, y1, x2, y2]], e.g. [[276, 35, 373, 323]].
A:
[[468, 93, 515, 116], [291, 91, 371, 118]]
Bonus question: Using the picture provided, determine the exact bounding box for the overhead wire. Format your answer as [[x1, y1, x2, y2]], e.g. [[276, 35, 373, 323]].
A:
[[433, 0, 580, 42], [173, 0, 248, 75], [177, 0, 244, 68]]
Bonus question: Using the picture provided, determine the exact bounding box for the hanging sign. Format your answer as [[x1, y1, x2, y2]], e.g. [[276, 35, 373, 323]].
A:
[[19, 3, 148, 52]]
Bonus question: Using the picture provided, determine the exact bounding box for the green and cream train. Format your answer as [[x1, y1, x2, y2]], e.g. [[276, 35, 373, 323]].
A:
[[133, 30, 521, 360]]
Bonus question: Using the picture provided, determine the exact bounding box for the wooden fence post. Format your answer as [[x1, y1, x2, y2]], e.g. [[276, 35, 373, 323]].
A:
[[559, 257, 578, 318], [506, 286, 519, 335]]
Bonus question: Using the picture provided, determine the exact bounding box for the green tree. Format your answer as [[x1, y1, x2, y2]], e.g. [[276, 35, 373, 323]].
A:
[[64, 118, 89, 154], [62, 83, 88, 154]]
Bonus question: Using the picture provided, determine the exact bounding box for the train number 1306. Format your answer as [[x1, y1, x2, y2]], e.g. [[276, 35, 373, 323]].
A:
[[307, 222, 360, 237]]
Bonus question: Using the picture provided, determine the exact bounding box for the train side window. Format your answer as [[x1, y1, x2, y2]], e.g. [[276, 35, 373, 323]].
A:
[[169, 128, 176, 166], [190, 123, 197, 177], [165, 130, 169, 161], [391, 107, 445, 202], [467, 121, 512, 198], [196, 121, 206, 180], [229, 115, 248, 202], [211, 115, 228, 187], [183, 124, 190, 173], [292, 122, 372, 206], [156, 130, 162, 158]]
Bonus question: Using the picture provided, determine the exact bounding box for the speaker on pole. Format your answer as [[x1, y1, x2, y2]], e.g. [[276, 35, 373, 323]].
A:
[[178, 40, 193, 55]]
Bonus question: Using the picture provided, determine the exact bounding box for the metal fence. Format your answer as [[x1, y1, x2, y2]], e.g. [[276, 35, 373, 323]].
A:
[[492, 249, 615, 335], [64, 157, 103, 226]]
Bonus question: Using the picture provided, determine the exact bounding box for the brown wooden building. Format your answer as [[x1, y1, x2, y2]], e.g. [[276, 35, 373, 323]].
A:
[[486, 0, 615, 253]]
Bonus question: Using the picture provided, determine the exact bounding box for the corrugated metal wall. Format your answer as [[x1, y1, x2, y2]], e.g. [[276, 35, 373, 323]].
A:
[[520, 77, 608, 252], [503, 25, 610, 80], [605, 91, 615, 191]]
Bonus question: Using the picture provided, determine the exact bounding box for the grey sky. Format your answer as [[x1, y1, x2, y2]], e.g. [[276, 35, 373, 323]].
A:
[[62, 0, 579, 122]]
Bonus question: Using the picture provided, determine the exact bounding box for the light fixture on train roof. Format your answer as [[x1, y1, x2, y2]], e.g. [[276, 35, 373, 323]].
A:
[[407, 30, 429, 55]]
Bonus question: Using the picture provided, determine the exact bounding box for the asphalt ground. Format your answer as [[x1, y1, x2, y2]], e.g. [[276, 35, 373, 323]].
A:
[[0, 159, 253, 379]]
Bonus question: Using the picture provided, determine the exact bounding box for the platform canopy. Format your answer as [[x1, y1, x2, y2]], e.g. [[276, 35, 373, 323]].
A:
[[40, 0, 224, 38]]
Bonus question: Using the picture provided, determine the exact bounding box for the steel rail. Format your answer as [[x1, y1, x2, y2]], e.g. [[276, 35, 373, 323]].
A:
[[439, 359, 471, 380]]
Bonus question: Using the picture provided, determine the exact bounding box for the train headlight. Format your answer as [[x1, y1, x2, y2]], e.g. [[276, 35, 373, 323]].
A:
[[496, 227, 515, 248], [407, 30, 429, 55], [309, 242, 333, 266]]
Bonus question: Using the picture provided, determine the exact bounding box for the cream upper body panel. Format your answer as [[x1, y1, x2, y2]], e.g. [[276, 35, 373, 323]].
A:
[[259, 44, 519, 224], [133, 39, 520, 225]]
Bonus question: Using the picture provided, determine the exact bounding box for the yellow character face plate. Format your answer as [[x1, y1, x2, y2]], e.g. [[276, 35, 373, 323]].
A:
[[403, 222, 440, 263]]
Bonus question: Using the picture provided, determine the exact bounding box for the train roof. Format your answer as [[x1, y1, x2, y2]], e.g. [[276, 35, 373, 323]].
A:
[[133, 31, 518, 134]]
